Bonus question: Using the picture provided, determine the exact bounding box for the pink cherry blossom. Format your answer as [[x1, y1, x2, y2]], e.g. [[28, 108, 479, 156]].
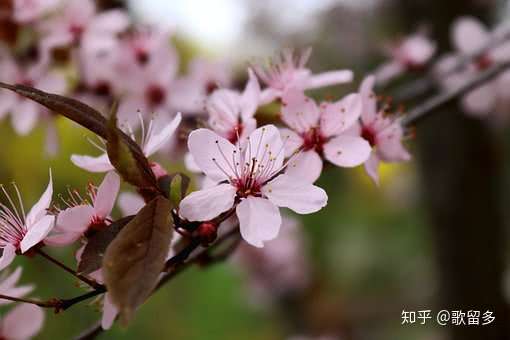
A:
[[0, 170, 54, 271], [206, 69, 260, 143], [354, 76, 411, 184], [252, 48, 353, 105], [13, 0, 59, 23], [39, 0, 128, 59], [0, 304, 44, 339], [71, 113, 182, 173], [45, 171, 120, 246], [279, 90, 372, 183], [435, 16, 510, 116], [171, 58, 232, 114], [0, 267, 34, 306], [234, 215, 309, 302], [0, 55, 66, 136], [375, 32, 436, 85], [179, 125, 328, 247]]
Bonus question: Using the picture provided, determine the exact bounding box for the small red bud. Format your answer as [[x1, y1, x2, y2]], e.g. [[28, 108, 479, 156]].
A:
[[194, 222, 218, 246]]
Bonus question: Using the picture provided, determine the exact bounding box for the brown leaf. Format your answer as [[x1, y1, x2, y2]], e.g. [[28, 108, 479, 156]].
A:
[[77, 216, 134, 275], [106, 112, 159, 194], [103, 196, 173, 325]]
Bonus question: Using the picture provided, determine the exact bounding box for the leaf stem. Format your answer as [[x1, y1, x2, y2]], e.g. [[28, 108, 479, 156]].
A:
[[36, 249, 103, 290]]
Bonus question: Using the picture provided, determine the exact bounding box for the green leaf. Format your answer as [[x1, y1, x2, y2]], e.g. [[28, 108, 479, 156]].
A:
[[77, 216, 134, 275], [106, 111, 159, 195], [164, 173, 190, 206], [103, 196, 173, 325]]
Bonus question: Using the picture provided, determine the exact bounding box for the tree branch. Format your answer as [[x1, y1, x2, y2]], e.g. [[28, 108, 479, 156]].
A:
[[401, 61, 510, 127], [392, 27, 510, 102]]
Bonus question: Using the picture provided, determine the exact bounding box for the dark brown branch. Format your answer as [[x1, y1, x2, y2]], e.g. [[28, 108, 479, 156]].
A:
[[401, 61, 510, 127]]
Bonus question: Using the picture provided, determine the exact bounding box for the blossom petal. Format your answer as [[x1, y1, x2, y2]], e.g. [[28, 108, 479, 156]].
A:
[[55, 205, 95, 232], [26, 169, 53, 227], [95, 172, 120, 219], [11, 101, 38, 136], [320, 93, 362, 137], [364, 152, 381, 185], [236, 197, 281, 248], [461, 83, 496, 116], [20, 215, 55, 253], [187, 129, 236, 182], [359, 76, 377, 124], [452, 16, 489, 54], [323, 135, 371, 167], [240, 68, 261, 121], [179, 184, 236, 221], [305, 69, 353, 89], [279, 128, 303, 157], [1, 304, 44, 339], [262, 174, 327, 214], [259, 88, 281, 105], [71, 153, 114, 172], [285, 150, 323, 183], [246, 125, 284, 170], [101, 293, 118, 330], [281, 90, 320, 133], [118, 192, 145, 216], [0, 245, 16, 272], [143, 113, 182, 157], [44, 232, 83, 247]]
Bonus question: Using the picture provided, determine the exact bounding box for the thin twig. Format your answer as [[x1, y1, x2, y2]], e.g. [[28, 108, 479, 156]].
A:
[[36, 249, 103, 290], [392, 27, 510, 102], [0, 294, 58, 308], [401, 61, 510, 127]]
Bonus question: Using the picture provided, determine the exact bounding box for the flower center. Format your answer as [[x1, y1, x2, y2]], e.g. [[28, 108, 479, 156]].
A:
[[302, 128, 326, 153], [227, 124, 243, 144], [146, 85, 166, 107], [135, 49, 149, 65], [361, 126, 377, 147], [92, 81, 111, 96], [69, 24, 84, 43], [205, 81, 218, 95]]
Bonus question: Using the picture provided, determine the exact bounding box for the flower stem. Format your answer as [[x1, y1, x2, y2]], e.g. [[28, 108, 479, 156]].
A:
[[0, 294, 58, 308], [36, 249, 103, 290]]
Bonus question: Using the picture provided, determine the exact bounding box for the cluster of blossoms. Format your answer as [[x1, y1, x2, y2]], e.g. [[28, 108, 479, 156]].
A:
[[0, 1, 507, 338]]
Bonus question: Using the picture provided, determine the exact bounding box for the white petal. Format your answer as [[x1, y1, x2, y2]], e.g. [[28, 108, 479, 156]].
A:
[[143, 113, 182, 157], [305, 69, 353, 89], [71, 153, 114, 173], [117, 192, 145, 217], [364, 152, 381, 185], [323, 135, 372, 167], [20, 215, 55, 253], [54, 205, 95, 234], [187, 128, 236, 183], [262, 174, 327, 214], [452, 16, 489, 54], [245, 125, 284, 170], [11, 101, 38, 136], [461, 83, 496, 116], [101, 293, 118, 330], [359, 76, 377, 124], [285, 150, 323, 183], [1, 304, 44, 339], [179, 184, 236, 221], [26, 169, 53, 227], [240, 68, 261, 121], [94, 172, 120, 219], [236, 197, 281, 248], [279, 128, 304, 157]]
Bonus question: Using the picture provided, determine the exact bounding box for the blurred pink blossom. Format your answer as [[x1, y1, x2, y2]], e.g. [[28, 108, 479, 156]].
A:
[[279, 90, 371, 183], [0, 267, 34, 306], [13, 0, 59, 24], [253, 48, 353, 104], [179, 125, 327, 247], [436, 16, 510, 116], [0, 170, 54, 270], [0, 304, 44, 339], [375, 32, 436, 85]]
